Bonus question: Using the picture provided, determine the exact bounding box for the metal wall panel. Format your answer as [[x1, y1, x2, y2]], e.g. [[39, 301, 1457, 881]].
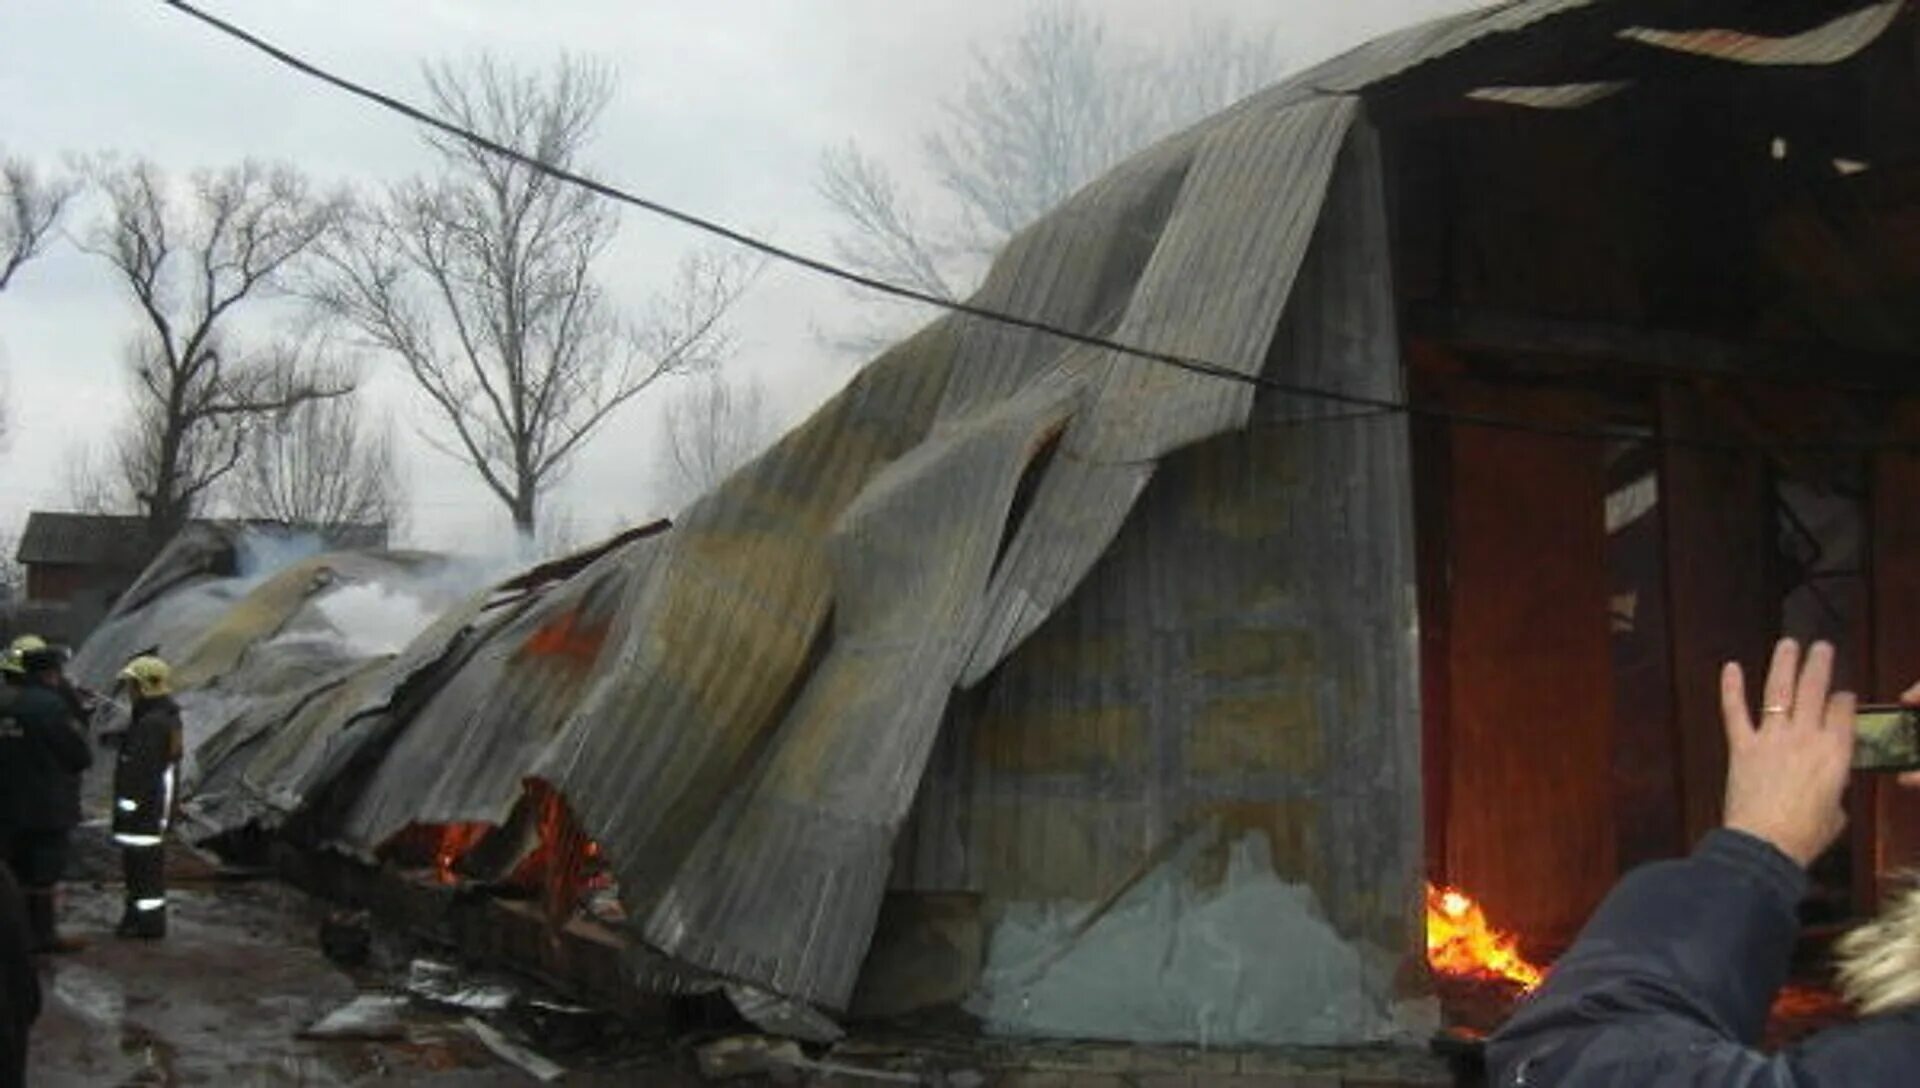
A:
[[900, 122, 1421, 1008]]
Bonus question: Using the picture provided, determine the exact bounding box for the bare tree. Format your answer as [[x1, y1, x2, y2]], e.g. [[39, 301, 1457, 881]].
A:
[[0, 526, 22, 606], [0, 152, 76, 449], [657, 371, 775, 510], [1, 150, 77, 292], [82, 159, 351, 544], [229, 384, 406, 534], [313, 55, 755, 536], [61, 443, 132, 516], [819, 3, 1286, 322]]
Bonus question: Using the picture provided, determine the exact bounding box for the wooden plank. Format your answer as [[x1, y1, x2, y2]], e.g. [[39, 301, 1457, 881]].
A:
[[1410, 351, 1456, 887], [1659, 384, 1779, 847], [1441, 379, 1617, 948], [1408, 303, 1920, 394], [1870, 401, 1920, 906]]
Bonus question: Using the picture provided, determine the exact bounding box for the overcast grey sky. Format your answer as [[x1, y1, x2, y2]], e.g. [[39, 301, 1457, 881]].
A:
[[0, 0, 1482, 553]]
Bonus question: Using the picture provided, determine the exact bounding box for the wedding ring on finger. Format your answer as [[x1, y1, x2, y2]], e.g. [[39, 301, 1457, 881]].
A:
[[1763, 704, 1791, 717]]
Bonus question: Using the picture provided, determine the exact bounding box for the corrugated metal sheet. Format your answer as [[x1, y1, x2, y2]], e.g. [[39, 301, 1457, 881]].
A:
[[1295, 0, 1603, 97], [586, 95, 1361, 1011], [1617, 3, 1901, 67], [899, 117, 1419, 978], [220, 590, 501, 839], [172, 552, 445, 691], [333, 536, 664, 849], [70, 525, 238, 687]]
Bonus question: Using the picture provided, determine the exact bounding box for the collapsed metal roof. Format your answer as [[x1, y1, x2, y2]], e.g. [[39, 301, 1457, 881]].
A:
[[90, 0, 1912, 1035]]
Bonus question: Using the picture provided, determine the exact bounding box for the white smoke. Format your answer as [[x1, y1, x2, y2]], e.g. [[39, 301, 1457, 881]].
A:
[[233, 530, 326, 579], [312, 582, 442, 658]]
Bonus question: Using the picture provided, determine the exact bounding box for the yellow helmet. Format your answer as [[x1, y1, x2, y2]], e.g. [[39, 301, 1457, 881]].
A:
[[2, 635, 47, 676], [118, 655, 173, 699]]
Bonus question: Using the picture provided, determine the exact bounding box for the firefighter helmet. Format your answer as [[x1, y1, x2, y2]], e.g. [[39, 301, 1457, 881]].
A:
[[2, 634, 48, 676], [118, 655, 173, 699]]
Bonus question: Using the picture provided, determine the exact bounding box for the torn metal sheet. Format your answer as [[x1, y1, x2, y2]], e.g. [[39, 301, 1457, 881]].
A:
[[609, 96, 1361, 1013], [1618, 3, 1901, 66], [333, 534, 666, 853], [1282, 0, 1602, 100], [185, 587, 504, 843], [960, 96, 1357, 687], [70, 525, 255, 690]]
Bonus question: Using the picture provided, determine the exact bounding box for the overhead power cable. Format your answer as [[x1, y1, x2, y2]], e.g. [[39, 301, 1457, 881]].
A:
[[158, 0, 1920, 454]]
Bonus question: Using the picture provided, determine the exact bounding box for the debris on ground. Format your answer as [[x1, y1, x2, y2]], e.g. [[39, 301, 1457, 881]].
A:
[[694, 1035, 942, 1085], [464, 1016, 567, 1082], [407, 958, 518, 1012], [300, 994, 412, 1041], [696, 1035, 807, 1081]]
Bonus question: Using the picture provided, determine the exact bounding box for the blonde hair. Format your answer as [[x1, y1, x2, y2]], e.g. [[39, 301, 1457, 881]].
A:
[[1836, 880, 1920, 1015]]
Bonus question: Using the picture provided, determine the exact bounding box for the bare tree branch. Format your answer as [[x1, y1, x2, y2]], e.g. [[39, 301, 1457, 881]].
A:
[[817, 3, 1287, 347], [228, 381, 405, 535], [80, 158, 351, 543], [61, 443, 134, 516], [816, 144, 957, 301], [656, 370, 776, 512], [0, 527, 22, 607], [311, 54, 755, 535], [0, 150, 77, 292]]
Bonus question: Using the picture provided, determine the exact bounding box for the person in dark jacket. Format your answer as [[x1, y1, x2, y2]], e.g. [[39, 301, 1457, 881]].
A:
[[0, 862, 37, 1088], [0, 641, 92, 954], [105, 656, 183, 940], [1488, 639, 1920, 1085]]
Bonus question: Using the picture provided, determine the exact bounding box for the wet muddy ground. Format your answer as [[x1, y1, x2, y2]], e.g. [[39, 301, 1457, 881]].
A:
[[20, 834, 1460, 1086], [23, 843, 695, 1086]]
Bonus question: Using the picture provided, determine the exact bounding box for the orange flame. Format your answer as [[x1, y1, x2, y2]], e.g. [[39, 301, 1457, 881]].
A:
[[1426, 883, 1545, 991], [434, 824, 490, 885]]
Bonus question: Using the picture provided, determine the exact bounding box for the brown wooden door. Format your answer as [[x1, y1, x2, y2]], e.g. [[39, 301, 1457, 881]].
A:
[[1437, 379, 1618, 949]]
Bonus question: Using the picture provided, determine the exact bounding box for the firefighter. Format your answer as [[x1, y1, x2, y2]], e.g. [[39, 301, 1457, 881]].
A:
[[5, 636, 96, 726], [107, 656, 182, 939], [0, 861, 36, 1088], [0, 640, 91, 954]]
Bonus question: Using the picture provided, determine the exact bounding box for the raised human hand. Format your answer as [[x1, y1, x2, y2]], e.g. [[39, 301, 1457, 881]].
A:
[[1721, 639, 1857, 869]]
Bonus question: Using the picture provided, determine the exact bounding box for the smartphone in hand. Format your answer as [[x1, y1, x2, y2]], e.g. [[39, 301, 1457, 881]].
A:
[[1853, 704, 1920, 773]]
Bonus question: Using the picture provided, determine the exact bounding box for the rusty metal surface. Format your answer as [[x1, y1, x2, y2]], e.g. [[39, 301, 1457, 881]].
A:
[[1617, 2, 1901, 66], [1464, 81, 1632, 109]]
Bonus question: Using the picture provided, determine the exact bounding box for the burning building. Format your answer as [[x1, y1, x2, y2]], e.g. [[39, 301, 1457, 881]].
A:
[[75, 0, 1920, 1053]]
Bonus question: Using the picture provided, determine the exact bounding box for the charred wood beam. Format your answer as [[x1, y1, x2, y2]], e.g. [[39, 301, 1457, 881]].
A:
[[1406, 304, 1920, 393]]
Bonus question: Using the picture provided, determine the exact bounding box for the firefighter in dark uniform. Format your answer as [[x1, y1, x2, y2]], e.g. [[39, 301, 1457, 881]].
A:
[[0, 637, 92, 953], [0, 861, 37, 1088], [107, 656, 182, 939]]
